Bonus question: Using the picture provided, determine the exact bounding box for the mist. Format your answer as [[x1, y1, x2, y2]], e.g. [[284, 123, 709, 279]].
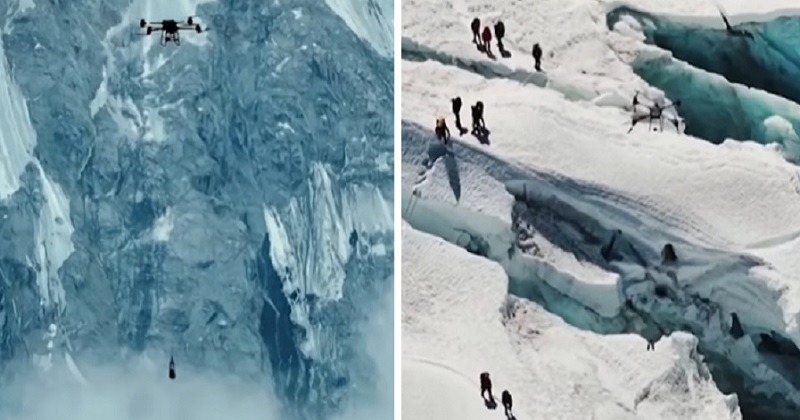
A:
[[0, 358, 283, 420], [334, 275, 395, 420]]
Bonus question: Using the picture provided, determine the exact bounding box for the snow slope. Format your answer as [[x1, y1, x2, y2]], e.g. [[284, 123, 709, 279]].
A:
[[402, 0, 800, 418], [402, 224, 742, 420]]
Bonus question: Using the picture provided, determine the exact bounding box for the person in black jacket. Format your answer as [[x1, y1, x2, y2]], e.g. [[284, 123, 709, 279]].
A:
[[471, 18, 481, 44], [494, 21, 505, 51], [532, 43, 543, 71], [471, 101, 486, 135], [451, 97, 468, 135], [501, 390, 513, 418], [480, 372, 493, 402]]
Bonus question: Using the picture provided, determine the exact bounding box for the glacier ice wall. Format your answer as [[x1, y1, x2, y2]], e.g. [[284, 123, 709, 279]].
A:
[[0, 0, 393, 419], [608, 7, 800, 104], [607, 7, 800, 158]]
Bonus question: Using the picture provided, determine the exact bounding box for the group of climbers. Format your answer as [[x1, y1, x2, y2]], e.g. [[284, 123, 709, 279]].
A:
[[480, 372, 515, 419], [471, 18, 508, 58], [434, 17, 545, 145], [470, 17, 544, 68], [435, 97, 487, 144]]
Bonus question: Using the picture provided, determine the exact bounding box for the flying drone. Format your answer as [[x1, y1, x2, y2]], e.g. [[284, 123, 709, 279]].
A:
[[627, 92, 682, 134], [139, 17, 205, 46]]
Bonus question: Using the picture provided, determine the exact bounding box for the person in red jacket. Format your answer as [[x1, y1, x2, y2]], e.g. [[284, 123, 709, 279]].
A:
[[482, 26, 492, 55]]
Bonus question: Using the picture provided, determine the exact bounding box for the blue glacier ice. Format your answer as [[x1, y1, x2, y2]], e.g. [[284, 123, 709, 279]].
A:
[[607, 7, 800, 158], [0, 0, 393, 419]]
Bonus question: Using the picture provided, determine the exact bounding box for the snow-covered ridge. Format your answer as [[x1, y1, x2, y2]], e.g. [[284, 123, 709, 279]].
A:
[[0, 40, 74, 315], [264, 163, 392, 360]]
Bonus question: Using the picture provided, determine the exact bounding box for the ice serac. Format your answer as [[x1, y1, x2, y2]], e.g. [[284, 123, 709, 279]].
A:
[[0, 0, 393, 418], [401, 122, 800, 419], [606, 7, 800, 159]]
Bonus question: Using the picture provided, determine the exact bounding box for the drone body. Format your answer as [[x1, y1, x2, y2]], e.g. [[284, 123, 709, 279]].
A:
[[628, 92, 682, 134], [139, 17, 204, 46]]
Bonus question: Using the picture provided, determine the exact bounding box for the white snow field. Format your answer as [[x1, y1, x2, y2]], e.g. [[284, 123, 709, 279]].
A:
[[402, 0, 800, 418]]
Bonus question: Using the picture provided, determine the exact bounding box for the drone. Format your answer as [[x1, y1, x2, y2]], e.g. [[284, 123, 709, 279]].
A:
[[139, 17, 204, 46], [627, 92, 682, 133]]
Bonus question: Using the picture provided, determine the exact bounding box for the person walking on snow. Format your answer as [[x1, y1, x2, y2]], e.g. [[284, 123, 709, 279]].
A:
[[494, 21, 505, 51], [480, 372, 494, 402], [532, 43, 543, 71], [482, 26, 493, 55], [471, 101, 486, 135], [435, 117, 451, 144], [501, 390, 513, 418], [471, 18, 481, 44], [451, 97, 468, 135]]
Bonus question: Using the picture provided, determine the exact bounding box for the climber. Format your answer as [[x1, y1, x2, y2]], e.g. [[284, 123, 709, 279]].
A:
[[471, 101, 486, 135], [471, 17, 481, 44], [661, 243, 677, 265], [501, 390, 513, 418], [435, 117, 451, 144], [451, 97, 468, 135], [532, 43, 542, 71], [480, 372, 494, 402], [168, 356, 176, 379], [482, 26, 493, 56], [494, 20, 505, 51], [646, 340, 655, 351]]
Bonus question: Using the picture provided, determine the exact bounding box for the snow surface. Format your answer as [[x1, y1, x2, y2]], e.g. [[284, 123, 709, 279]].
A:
[[402, 224, 741, 420], [402, 0, 800, 417]]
